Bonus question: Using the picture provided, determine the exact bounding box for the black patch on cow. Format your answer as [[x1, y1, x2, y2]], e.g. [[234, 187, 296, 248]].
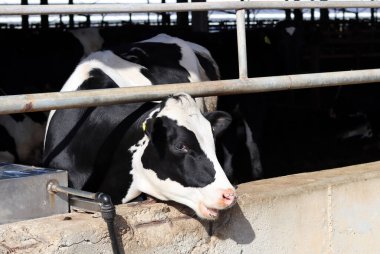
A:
[[195, 52, 219, 81], [78, 68, 119, 90], [82, 101, 157, 193], [9, 113, 25, 122], [8, 111, 45, 125], [141, 116, 216, 188], [0, 125, 18, 162], [26, 112, 47, 124], [43, 107, 96, 167], [113, 42, 191, 85], [44, 68, 118, 166]]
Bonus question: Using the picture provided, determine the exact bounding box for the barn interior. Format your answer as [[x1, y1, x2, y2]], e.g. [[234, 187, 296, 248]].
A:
[[1, 0, 380, 185]]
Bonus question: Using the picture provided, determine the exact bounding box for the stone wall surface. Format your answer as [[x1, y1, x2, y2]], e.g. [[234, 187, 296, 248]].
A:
[[1, 161, 380, 254]]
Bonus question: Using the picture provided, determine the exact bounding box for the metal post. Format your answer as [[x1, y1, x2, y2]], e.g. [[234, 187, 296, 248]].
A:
[[176, 0, 189, 28], [21, 0, 29, 29], [68, 0, 74, 28], [236, 9, 248, 79], [40, 0, 49, 29], [191, 0, 208, 33]]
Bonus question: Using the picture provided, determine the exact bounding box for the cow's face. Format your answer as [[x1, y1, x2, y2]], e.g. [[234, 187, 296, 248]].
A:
[[129, 93, 236, 220]]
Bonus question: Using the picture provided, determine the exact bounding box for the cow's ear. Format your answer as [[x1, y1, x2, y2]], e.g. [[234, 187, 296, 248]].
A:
[[204, 111, 232, 137]]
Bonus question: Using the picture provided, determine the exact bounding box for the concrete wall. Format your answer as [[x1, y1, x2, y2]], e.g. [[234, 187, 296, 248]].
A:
[[1, 161, 380, 254]]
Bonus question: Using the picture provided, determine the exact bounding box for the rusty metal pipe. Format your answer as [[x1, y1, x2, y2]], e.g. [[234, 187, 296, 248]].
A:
[[1, 69, 380, 115], [47, 180, 96, 200], [0, 1, 380, 15]]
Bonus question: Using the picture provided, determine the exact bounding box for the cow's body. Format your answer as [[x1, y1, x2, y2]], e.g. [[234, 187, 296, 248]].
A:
[[44, 34, 235, 220]]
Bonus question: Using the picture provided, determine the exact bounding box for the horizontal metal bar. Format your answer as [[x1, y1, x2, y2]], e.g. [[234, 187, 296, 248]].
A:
[[1, 69, 380, 115], [0, 1, 379, 15], [70, 196, 101, 213], [47, 181, 96, 200]]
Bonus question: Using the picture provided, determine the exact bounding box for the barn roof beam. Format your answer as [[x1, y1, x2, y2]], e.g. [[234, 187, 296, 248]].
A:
[[1, 68, 380, 115], [0, 1, 379, 15]]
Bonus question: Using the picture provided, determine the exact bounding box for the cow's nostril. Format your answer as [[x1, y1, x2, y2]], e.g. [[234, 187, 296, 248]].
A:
[[222, 189, 236, 206], [223, 193, 234, 200]]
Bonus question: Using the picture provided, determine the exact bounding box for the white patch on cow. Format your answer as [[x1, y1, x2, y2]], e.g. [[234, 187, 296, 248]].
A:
[[45, 50, 154, 146], [186, 40, 221, 80], [0, 151, 15, 163], [69, 27, 104, 57], [0, 115, 45, 164], [124, 93, 234, 218], [64, 50, 153, 91]]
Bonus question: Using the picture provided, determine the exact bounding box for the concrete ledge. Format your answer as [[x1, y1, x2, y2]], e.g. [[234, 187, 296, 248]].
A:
[[1, 161, 380, 253]]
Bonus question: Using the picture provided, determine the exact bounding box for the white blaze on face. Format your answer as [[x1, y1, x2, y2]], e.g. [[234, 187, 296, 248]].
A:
[[125, 93, 235, 220]]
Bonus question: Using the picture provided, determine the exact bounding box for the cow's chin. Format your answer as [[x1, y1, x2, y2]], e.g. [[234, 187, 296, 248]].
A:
[[198, 202, 220, 220]]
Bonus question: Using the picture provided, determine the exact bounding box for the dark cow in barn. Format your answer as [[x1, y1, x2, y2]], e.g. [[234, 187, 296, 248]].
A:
[[216, 93, 265, 184], [0, 27, 104, 95], [43, 34, 236, 219], [0, 113, 46, 165], [0, 28, 104, 165]]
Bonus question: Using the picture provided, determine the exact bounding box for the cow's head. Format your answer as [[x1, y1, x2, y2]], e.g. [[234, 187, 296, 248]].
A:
[[128, 93, 236, 220]]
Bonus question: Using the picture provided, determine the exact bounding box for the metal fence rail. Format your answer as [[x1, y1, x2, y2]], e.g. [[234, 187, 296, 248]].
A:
[[1, 68, 380, 115], [1, 1, 380, 15], [1, 1, 380, 114]]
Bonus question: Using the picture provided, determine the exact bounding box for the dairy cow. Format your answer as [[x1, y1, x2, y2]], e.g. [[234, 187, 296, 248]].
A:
[[44, 34, 236, 219]]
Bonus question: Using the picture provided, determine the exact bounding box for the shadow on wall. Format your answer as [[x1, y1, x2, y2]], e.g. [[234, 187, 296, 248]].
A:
[[113, 201, 255, 250], [210, 203, 255, 245]]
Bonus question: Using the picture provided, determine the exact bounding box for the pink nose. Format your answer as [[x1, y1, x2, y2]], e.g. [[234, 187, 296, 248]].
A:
[[222, 188, 237, 207]]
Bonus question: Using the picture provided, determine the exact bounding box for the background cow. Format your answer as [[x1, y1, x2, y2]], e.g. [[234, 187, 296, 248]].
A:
[[0, 28, 104, 166], [44, 34, 235, 220]]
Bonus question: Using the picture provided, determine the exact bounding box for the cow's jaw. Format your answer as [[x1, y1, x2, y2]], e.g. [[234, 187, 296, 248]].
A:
[[126, 163, 236, 220], [199, 203, 219, 219]]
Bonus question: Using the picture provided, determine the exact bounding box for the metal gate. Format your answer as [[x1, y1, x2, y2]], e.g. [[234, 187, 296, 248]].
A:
[[1, 1, 380, 115]]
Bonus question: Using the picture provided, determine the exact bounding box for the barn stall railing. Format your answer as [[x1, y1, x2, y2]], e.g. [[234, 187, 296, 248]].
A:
[[1, 0, 380, 114], [1, 68, 380, 114]]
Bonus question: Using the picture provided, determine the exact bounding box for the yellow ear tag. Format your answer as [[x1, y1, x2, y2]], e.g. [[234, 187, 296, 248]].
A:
[[142, 122, 147, 132]]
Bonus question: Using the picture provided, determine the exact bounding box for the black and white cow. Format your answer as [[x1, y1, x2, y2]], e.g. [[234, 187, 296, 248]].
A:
[[43, 34, 235, 220]]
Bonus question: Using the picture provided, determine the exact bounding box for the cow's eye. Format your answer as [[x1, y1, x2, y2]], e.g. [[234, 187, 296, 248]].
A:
[[175, 143, 189, 153]]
